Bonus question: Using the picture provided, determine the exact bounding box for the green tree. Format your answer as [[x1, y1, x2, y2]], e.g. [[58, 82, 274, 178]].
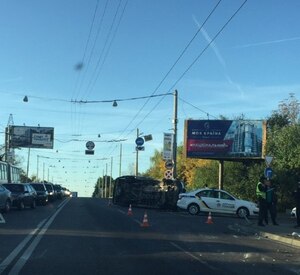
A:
[[265, 93, 300, 210]]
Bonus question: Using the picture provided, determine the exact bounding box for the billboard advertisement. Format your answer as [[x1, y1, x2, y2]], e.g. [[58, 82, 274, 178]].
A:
[[184, 120, 266, 160], [9, 126, 54, 149]]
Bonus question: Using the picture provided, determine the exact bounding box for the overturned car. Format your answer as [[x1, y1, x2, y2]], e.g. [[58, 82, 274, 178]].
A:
[[112, 175, 185, 210]]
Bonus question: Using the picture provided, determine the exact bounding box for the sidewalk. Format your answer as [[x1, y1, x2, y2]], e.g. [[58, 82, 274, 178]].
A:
[[234, 213, 300, 248]]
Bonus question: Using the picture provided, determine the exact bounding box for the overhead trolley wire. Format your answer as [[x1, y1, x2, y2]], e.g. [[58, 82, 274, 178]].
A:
[[71, 0, 101, 101], [74, 0, 110, 101], [102, 0, 224, 158], [102, 0, 248, 161], [82, 0, 127, 100], [110, 0, 223, 140]]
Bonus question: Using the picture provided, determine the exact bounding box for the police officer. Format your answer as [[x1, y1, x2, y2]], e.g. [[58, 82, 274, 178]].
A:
[[265, 180, 279, 225], [294, 181, 300, 228], [256, 176, 267, 226]]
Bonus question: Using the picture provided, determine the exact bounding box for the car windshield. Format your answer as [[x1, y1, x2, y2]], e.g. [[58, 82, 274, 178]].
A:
[[31, 184, 45, 191], [44, 185, 53, 191], [3, 184, 24, 193], [0, 2, 299, 274]]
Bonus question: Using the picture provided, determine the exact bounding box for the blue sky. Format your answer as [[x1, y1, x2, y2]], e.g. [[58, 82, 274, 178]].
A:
[[0, 0, 299, 196]]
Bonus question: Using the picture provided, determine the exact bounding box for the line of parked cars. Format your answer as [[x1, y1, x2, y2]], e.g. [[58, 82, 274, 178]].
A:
[[0, 182, 71, 213]]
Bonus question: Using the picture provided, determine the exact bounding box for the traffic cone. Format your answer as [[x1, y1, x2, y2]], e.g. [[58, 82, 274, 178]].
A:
[[140, 211, 150, 227], [205, 212, 213, 224], [127, 204, 133, 216]]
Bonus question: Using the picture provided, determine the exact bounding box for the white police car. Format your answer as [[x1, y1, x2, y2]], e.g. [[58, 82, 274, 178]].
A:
[[177, 188, 259, 218]]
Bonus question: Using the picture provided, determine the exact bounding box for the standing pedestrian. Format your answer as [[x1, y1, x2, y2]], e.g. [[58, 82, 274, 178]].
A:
[[256, 176, 267, 226], [293, 181, 300, 228], [265, 180, 279, 225]]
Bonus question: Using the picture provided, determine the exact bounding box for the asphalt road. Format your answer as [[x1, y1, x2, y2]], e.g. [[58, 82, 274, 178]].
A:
[[0, 198, 299, 275]]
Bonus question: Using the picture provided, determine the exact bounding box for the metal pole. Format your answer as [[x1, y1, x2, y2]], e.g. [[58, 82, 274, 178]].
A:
[[37, 155, 39, 180], [105, 163, 108, 198], [4, 127, 9, 162], [173, 90, 178, 179], [102, 169, 105, 198], [47, 167, 49, 182], [110, 157, 113, 198], [26, 148, 31, 178], [119, 143, 122, 177], [135, 128, 139, 176], [218, 160, 224, 190], [43, 162, 45, 182]]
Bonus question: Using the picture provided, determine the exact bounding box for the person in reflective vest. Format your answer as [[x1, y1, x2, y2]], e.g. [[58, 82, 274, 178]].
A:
[[256, 176, 267, 226], [294, 181, 300, 228]]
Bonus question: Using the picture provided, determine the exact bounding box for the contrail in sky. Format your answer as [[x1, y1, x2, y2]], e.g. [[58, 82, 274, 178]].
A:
[[234, 36, 300, 49], [193, 16, 245, 97]]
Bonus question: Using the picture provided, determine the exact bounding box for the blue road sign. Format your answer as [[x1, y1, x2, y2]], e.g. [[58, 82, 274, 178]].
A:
[[135, 137, 144, 146], [264, 167, 273, 179]]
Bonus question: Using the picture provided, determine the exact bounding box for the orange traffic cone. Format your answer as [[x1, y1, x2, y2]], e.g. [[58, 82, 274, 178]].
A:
[[205, 212, 213, 224], [140, 211, 150, 227], [127, 204, 133, 216]]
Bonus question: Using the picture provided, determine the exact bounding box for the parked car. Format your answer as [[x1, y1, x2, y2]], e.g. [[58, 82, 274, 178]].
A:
[[177, 188, 259, 218], [44, 183, 56, 202], [61, 187, 71, 197], [0, 184, 13, 213], [2, 183, 37, 210], [30, 183, 49, 205], [291, 207, 297, 217], [53, 184, 63, 200]]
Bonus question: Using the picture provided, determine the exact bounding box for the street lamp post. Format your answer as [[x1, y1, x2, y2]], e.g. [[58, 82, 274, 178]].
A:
[[172, 90, 178, 179]]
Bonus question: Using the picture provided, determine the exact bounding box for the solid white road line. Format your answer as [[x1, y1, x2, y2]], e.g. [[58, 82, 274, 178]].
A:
[[0, 219, 46, 274], [8, 199, 70, 275]]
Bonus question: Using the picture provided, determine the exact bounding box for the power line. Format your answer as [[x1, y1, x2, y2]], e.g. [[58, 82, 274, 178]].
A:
[[169, 0, 248, 91], [74, 0, 110, 100], [83, 0, 129, 99], [106, 0, 223, 143], [130, 0, 248, 133], [71, 0, 101, 101]]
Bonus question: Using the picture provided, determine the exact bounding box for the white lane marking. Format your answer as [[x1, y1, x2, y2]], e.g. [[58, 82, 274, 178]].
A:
[[8, 199, 70, 275], [169, 242, 221, 272], [0, 214, 5, 224], [0, 219, 46, 274]]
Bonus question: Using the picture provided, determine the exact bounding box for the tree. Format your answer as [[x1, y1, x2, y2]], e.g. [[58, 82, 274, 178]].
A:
[[265, 93, 300, 210]]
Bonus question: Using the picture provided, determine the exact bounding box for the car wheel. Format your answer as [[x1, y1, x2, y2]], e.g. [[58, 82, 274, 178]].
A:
[[237, 207, 249, 218], [188, 203, 200, 215], [4, 200, 11, 213], [18, 201, 25, 210], [31, 200, 36, 209]]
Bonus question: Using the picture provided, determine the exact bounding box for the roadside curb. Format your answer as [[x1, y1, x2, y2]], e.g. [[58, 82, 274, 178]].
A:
[[258, 231, 300, 248], [235, 224, 300, 248]]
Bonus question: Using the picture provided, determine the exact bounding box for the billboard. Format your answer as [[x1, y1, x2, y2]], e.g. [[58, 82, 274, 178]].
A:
[[184, 120, 266, 160], [9, 126, 54, 149]]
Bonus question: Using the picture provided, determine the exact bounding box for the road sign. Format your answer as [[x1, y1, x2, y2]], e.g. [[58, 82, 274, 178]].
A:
[[86, 141, 95, 150], [165, 160, 173, 170], [164, 170, 173, 179], [135, 137, 144, 146], [85, 150, 94, 155], [265, 156, 273, 166], [264, 167, 273, 179], [136, 146, 145, 151]]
